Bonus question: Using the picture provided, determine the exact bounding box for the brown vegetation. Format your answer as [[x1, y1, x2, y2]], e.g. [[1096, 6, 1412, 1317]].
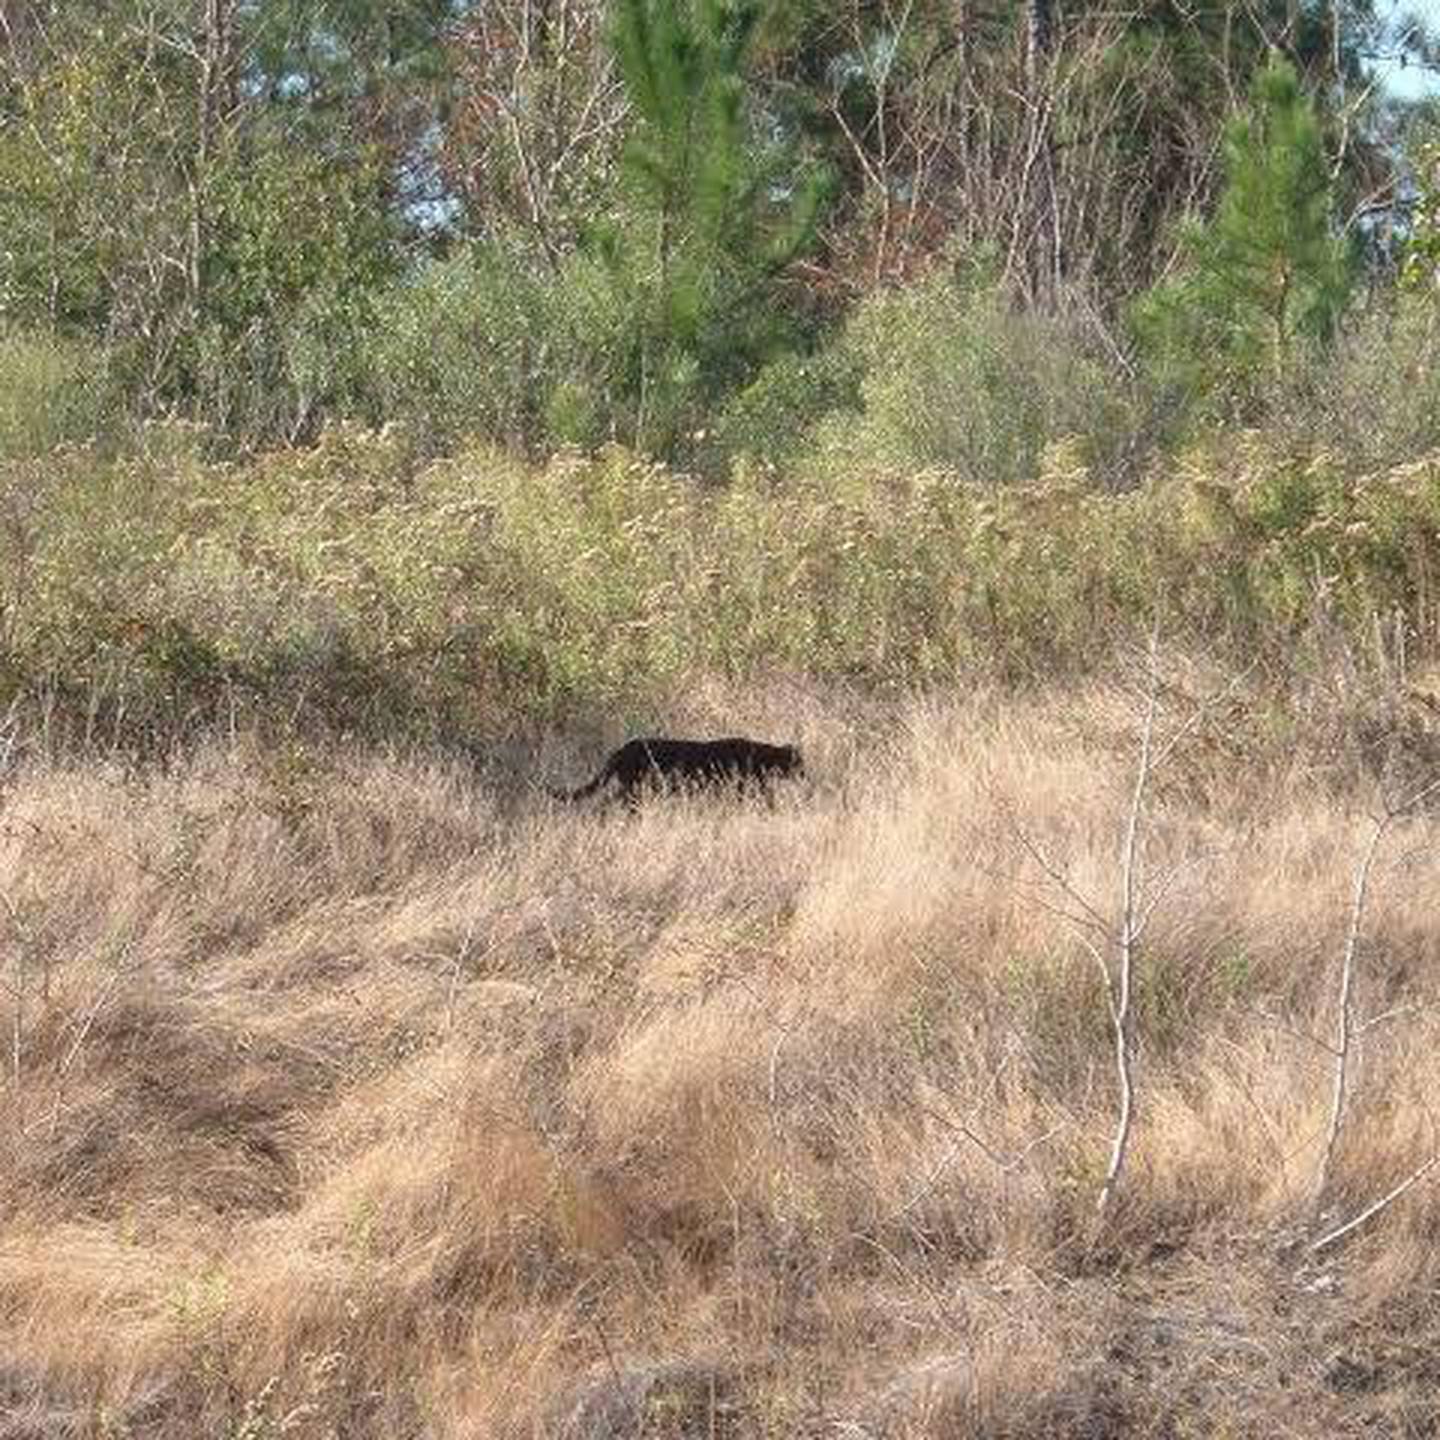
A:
[[3, 677, 1439, 1436]]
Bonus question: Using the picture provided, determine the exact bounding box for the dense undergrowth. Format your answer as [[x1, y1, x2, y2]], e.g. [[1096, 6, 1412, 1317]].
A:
[[3, 422, 1440, 751]]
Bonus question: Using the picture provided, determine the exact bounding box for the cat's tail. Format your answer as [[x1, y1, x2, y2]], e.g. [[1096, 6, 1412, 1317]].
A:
[[546, 770, 607, 803]]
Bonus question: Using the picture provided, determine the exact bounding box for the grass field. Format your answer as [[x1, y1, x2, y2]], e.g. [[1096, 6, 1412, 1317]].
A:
[[3, 671, 1440, 1437]]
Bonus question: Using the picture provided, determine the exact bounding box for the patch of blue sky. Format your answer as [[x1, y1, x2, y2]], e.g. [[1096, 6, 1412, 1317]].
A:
[[1370, 0, 1440, 101]]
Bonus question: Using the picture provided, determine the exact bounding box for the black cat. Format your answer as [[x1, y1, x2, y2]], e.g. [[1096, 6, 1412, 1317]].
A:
[[549, 736, 804, 806]]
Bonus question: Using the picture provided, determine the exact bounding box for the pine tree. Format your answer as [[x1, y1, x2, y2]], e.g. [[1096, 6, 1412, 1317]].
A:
[[554, 0, 833, 457], [1133, 56, 1354, 410]]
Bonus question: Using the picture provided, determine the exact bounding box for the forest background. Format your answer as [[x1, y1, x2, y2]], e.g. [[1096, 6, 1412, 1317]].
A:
[[2, 0, 1440, 732]]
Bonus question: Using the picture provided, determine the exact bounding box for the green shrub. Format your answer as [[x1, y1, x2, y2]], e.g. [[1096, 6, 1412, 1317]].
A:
[[180, 144, 399, 443], [539, 244, 647, 450], [1401, 139, 1440, 293], [708, 348, 861, 472], [5, 418, 1440, 744], [362, 244, 552, 453], [809, 268, 1144, 488]]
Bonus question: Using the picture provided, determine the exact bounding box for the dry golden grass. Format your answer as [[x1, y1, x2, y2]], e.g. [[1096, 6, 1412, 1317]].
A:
[[3, 678, 1440, 1437]]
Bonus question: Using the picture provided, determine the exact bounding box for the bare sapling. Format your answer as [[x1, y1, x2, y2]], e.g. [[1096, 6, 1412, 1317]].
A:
[[1310, 776, 1440, 1251], [1093, 651, 1155, 1221], [1006, 633, 1244, 1222]]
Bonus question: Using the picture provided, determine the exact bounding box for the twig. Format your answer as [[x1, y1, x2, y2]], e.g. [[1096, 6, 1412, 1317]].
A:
[[1001, 816, 1110, 935], [1, 888, 30, 1119], [0, 698, 21, 780], [899, 1109, 1064, 1217], [1147, 657, 1257, 774], [1250, 1006, 1335, 1056], [976, 857, 1111, 941], [1210, 1034, 1298, 1197], [1311, 1153, 1440, 1254], [44, 950, 133, 1139], [1133, 849, 1206, 943], [1359, 1003, 1428, 1035]]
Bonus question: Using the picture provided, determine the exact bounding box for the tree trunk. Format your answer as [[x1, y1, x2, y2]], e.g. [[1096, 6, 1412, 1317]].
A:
[[1024, 0, 1061, 306], [191, 0, 235, 317]]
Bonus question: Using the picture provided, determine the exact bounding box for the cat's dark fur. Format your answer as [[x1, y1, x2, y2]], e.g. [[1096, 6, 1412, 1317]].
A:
[[549, 736, 803, 806]]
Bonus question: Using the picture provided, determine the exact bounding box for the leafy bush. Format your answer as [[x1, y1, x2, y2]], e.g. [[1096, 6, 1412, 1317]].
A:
[[539, 221, 832, 464], [362, 243, 553, 453], [707, 348, 861, 472], [808, 267, 1144, 488], [538, 243, 648, 450], [178, 144, 400, 443]]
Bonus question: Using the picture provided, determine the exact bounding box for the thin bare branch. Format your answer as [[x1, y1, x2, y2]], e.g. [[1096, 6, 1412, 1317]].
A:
[[999, 806, 1109, 934], [975, 856, 1112, 940], [1133, 849, 1207, 943], [1311, 1154, 1440, 1254], [1149, 659, 1259, 774], [1076, 931, 1115, 1019], [1359, 1004, 1428, 1035], [1250, 1007, 1337, 1057]]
